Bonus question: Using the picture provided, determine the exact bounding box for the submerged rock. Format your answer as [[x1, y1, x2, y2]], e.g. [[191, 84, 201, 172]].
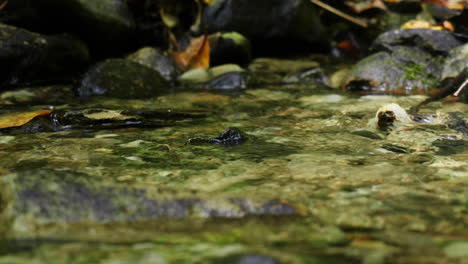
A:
[[235, 255, 279, 264], [432, 139, 468, 155], [0, 108, 207, 134], [0, 169, 301, 240], [202, 0, 326, 51], [202, 72, 247, 90], [126, 47, 179, 82], [77, 59, 171, 98], [188, 127, 248, 146], [0, 24, 90, 87]]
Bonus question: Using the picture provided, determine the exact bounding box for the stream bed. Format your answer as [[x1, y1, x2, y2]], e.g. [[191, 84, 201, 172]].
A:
[[0, 83, 467, 264]]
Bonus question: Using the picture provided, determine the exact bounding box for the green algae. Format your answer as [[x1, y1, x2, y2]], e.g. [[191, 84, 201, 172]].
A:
[[0, 78, 467, 263]]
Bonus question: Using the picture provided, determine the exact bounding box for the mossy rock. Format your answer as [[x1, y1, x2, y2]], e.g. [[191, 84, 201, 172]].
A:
[[0, 169, 302, 240], [77, 59, 171, 98], [342, 47, 442, 93], [441, 43, 468, 80]]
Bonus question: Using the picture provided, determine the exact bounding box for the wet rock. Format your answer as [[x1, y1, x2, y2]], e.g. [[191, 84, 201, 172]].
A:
[[381, 143, 412, 154], [209, 32, 252, 66], [441, 43, 468, 80], [0, 108, 206, 134], [371, 29, 462, 56], [351, 129, 384, 140], [235, 255, 279, 264], [179, 64, 246, 90], [77, 59, 171, 98], [432, 139, 468, 155], [0, 24, 90, 87], [2, 0, 136, 53], [343, 47, 442, 93], [202, 0, 326, 52], [202, 72, 247, 90], [126, 47, 179, 82], [248, 58, 321, 85], [0, 169, 301, 240], [446, 112, 468, 135], [188, 127, 248, 146], [368, 103, 413, 130]]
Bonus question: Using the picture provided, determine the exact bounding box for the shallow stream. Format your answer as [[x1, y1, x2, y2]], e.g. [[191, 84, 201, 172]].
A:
[[0, 82, 467, 263]]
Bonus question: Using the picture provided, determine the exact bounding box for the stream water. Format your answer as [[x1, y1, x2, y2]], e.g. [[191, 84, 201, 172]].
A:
[[0, 81, 467, 263]]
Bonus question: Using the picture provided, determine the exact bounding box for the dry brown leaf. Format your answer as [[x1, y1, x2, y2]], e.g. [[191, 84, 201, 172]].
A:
[[0, 0, 8, 10], [0, 110, 52, 129], [171, 34, 210, 71], [442, 20, 455, 31]]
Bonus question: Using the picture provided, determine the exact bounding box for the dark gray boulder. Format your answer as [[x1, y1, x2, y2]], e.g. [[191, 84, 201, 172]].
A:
[[1, 0, 135, 53], [202, 0, 325, 49], [0, 24, 90, 87], [77, 59, 171, 98], [371, 29, 463, 56]]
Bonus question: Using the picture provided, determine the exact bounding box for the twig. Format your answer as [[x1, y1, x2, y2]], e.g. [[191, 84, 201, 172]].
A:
[[309, 0, 368, 28], [453, 79, 467, 97]]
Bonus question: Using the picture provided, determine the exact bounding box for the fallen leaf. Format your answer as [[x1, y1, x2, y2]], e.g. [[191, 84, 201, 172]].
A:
[[442, 20, 455, 31], [0, 0, 8, 9], [171, 34, 210, 71], [401, 20, 444, 30], [0, 110, 52, 129]]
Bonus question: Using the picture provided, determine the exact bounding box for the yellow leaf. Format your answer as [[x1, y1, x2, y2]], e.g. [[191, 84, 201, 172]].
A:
[[401, 20, 445, 30], [0, 110, 52, 129]]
